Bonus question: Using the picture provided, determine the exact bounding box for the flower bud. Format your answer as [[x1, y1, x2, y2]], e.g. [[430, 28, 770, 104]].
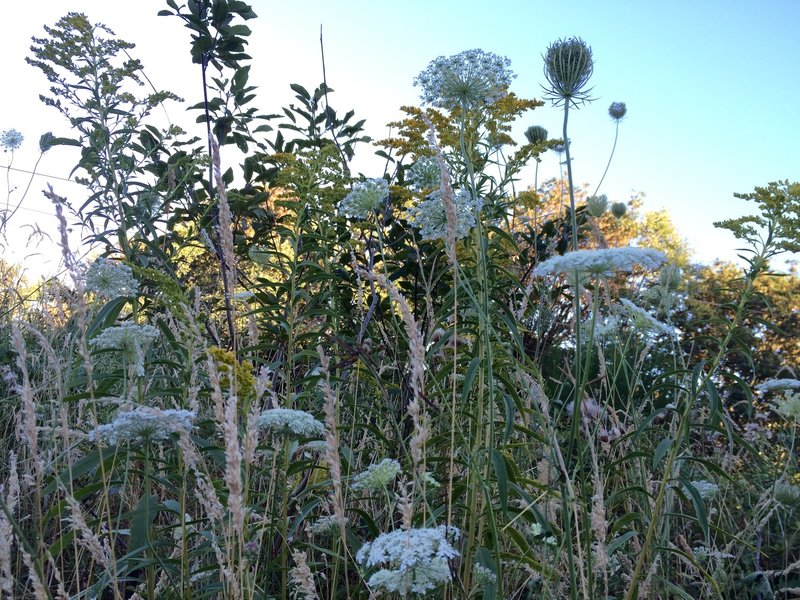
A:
[[608, 102, 627, 121], [524, 125, 548, 144], [611, 202, 627, 218]]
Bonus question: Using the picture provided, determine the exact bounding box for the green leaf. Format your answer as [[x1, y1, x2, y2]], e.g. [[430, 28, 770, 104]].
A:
[[676, 477, 710, 543], [128, 493, 158, 556], [607, 530, 638, 556], [86, 296, 130, 339], [652, 436, 672, 470], [491, 450, 509, 517], [43, 446, 121, 496], [289, 83, 311, 102], [460, 356, 482, 404]]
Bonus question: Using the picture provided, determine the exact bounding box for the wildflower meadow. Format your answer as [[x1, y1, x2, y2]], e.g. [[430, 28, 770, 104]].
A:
[[1, 3, 800, 599]]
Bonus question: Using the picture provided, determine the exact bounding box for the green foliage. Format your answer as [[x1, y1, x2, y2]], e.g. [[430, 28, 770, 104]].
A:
[[715, 180, 800, 255], [2, 5, 799, 600]]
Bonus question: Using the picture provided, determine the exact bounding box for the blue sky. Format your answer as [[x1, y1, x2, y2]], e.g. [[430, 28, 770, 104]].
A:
[[2, 0, 798, 277]]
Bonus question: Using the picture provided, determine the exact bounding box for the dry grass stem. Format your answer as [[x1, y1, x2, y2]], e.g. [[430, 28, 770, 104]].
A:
[[290, 550, 319, 600], [317, 348, 347, 539], [421, 113, 458, 266]]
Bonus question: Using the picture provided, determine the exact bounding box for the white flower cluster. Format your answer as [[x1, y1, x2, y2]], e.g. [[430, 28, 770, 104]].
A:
[[406, 156, 441, 191], [472, 563, 497, 586], [1, 129, 23, 151], [232, 290, 255, 302], [351, 458, 401, 492], [357, 525, 460, 596], [755, 378, 800, 393], [84, 258, 139, 299], [258, 408, 325, 438], [89, 322, 159, 377], [407, 189, 483, 241], [618, 298, 676, 339], [692, 546, 733, 561], [89, 405, 195, 445], [774, 391, 800, 422], [687, 480, 719, 500], [583, 314, 621, 343], [338, 178, 389, 219], [531, 522, 557, 546], [774, 480, 800, 506], [532, 247, 667, 277], [309, 514, 347, 536], [414, 49, 515, 110]]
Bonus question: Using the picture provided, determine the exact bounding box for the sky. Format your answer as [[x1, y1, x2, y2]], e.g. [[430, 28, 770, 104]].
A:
[[1, 0, 799, 280]]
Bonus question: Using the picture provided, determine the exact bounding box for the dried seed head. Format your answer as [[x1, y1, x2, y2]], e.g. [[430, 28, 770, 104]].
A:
[[543, 37, 594, 106], [586, 194, 609, 217]]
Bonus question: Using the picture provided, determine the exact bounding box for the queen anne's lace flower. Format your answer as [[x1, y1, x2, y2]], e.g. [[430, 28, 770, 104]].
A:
[[357, 526, 460, 596], [258, 408, 324, 438], [472, 563, 497, 586], [406, 156, 441, 191], [774, 480, 800, 506], [0, 129, 23, 151], [583, 314, 621, 343], [686, 480, 719, 500], [618, 298, 676, 339], [338, 178, 389, 219], [309, 514, 348, 536], [84, 258, 139, 298], [89, 322, 159, 377], [692, 546, 733, 561], [89, 405, 195, 445], [415, 49, 515, 110], [532, 247, 667, 277], [755, 378, 800, 393], [774, 391, 800, 422], [407, 189, 483, 241], [351, 458, 401, 492]]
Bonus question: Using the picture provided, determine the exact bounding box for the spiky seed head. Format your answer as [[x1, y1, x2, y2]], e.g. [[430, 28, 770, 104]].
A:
[[586, 194, 608, 217], [524, 125, 548, 144], [543, 37, 594, 106], [611, 202, 627, 218], [608, 101, 627, 121]]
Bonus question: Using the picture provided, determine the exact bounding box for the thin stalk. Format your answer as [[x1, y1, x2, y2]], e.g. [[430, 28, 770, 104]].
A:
[[591, 121, 620, 199]]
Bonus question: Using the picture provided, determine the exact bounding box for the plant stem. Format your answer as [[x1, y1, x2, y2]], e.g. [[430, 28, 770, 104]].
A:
[[562, 102, 579, 252]]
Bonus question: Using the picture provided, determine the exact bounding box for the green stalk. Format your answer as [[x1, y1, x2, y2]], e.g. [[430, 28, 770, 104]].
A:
[[562, 102, 579, 253], [457, 108, 502, 597]]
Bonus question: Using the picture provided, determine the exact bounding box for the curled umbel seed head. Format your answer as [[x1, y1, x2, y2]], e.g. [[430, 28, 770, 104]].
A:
[[524, 125, 548, 144], [543, 37, 594, 106], [586, 194, 608, 217], [609, 101, 627, 121]]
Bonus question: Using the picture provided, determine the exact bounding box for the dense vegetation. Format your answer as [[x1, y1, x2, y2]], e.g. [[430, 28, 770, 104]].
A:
[[1, 3, 799, 598]]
